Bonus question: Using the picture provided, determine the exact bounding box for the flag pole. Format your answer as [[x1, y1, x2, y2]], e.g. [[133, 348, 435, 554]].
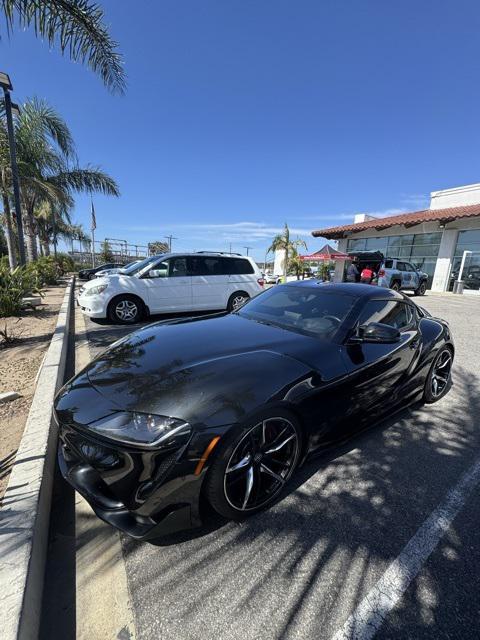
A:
[[90, 197, 96, 267]]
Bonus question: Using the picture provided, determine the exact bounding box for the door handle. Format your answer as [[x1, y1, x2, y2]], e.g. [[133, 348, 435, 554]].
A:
[[409, 337, 421, 349]]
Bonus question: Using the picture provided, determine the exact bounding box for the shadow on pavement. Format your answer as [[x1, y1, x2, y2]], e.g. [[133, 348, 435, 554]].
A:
[[116, 366, 480, 640]]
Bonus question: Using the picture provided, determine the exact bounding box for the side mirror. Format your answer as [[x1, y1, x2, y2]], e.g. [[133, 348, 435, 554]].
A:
[[353, 322, 400, 344], [147, 269, 165, 279]]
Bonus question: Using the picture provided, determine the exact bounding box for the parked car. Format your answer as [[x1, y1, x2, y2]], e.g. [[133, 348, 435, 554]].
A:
[[95, 260, 142, 278], [347, 251, 428, 295], [78, 262, 125, 281], [264, 271, 278, 284], [77, 252, 265, 323], [448, 264, 480, 291], [55, 282, 454, 539]]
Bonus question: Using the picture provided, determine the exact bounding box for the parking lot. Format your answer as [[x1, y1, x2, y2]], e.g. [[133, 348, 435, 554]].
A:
[[80, 292, 480, 640]]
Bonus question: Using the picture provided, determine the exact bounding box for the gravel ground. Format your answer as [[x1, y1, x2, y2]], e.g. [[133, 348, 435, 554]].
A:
[[0, 284, 66, 501], [82, 292, 480, 640]]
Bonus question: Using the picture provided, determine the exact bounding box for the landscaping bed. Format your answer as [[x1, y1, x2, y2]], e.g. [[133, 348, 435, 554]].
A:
[[0, 283, 67, 501]]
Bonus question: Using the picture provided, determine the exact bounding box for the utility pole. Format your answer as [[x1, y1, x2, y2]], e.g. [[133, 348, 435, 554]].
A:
[[243, 246, 252, 256], [165, 235, 178, 252], [229, 243, 232, 254]]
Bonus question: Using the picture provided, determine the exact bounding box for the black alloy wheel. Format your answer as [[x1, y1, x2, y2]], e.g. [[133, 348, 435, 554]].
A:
[[424, 347, 453, 403], [391, 281, 401, 292], [206, 410, 301, 520]]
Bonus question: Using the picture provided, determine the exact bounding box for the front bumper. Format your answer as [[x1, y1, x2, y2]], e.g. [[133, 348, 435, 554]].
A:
[[57, 421, 207, 539], [58, 441, 193, 539], [77, 291, 108, 318]]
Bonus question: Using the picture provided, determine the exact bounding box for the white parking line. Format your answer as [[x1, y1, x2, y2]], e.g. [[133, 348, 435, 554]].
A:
[[331, 455, 480, 640]]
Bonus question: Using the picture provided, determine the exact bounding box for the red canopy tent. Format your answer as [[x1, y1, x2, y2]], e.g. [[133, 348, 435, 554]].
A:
[[299, 244, 350, 261]]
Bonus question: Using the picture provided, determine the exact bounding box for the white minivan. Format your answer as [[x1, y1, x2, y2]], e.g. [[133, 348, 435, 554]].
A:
[[77, 252, 265, 324]]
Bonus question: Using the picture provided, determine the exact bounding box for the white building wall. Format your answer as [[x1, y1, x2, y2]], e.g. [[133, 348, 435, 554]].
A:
[[430, 183, 480, 210], [273, 249, 285, 276], [431, 229, 458, 292], [333, 238, 348, 282]]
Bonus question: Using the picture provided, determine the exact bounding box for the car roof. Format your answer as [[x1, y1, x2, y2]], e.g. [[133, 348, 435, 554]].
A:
[[151, 252, 253, 260], [283, 280, 405, 300]]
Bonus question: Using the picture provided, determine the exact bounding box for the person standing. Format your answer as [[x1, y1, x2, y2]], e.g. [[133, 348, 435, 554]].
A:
[[346, 260, 359, 282], [360, 264, 375, 284]]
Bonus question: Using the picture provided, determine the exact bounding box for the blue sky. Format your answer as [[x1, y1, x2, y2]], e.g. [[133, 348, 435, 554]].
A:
[[3, 0, 480, 260]]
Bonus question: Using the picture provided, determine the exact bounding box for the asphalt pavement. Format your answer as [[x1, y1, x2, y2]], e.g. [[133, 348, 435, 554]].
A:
[[81, 291, 480, 640]]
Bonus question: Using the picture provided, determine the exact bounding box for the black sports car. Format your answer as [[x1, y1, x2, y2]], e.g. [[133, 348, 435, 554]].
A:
[[54, 282, 454, 540]]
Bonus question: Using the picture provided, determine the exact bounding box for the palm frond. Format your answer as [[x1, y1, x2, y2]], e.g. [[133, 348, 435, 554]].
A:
[[16, 98, 76, 159], [2, 0, 126, 94], [49, 165, 120, 196]]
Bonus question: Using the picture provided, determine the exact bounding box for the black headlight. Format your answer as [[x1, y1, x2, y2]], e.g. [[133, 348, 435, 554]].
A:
[[86, 412, 191, 449]]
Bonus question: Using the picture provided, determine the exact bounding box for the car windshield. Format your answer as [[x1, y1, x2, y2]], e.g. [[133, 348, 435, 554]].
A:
[[118, 260, 139, 271], [237, 285, 356, 339], [120, 255, 164, 276]]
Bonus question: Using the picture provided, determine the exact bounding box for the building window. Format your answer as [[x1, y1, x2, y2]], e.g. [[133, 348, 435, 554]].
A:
[[451, 230, 480, 291], [346, 232, 441, 286]]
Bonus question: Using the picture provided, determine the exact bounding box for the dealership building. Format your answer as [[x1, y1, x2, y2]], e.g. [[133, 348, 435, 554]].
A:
[[312, 183, 480, 293]]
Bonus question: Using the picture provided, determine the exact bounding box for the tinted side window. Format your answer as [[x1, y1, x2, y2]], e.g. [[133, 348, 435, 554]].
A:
[[396, 261, 407, 271], [169, 257, 188, 277], [189, 256, 223, 276], [384, 259, 394, 269], [224, 258, 254, 275], [358, 300, 413, 331]]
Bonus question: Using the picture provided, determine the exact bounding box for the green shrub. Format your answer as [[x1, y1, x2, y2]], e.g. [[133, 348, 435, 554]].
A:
[[0, 263, 39, 317], [26, 256, 59, 287], [54, 252, 75, 274]]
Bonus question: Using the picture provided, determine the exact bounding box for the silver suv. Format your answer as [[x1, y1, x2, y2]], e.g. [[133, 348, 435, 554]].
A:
[[347, 251, 429, 295]]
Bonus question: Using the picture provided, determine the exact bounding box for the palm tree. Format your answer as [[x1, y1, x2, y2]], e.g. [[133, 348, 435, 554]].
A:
[[1, 0, 125, 93], [4, 97, 120, 262], [268, 223, 307, 281]]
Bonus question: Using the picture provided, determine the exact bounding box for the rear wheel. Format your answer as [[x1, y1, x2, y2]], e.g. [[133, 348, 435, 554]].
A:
[[391, 281, 401, 292], [415, 281, 427, 296], [205, 410, 301, 520], [108, 295, 144, 324], [423, 347, 453, 403], [227, 291, 250, 312]]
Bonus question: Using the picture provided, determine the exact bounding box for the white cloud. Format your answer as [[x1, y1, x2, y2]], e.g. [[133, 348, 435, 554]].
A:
[[120, 221, 313, 244]]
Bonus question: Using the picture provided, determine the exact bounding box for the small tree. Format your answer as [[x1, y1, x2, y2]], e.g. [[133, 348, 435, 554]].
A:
[[268, 223, 307, 280], [100, 240, 113, 263]]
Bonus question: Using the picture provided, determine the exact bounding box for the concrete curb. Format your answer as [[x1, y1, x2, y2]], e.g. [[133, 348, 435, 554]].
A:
[[0, 277, 75, 640]]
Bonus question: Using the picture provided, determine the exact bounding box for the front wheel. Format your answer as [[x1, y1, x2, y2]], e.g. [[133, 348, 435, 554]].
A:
[[108, 295, 143, 324], [423, 347, 453, 403], [205, 410, 302, 520], [415, 281, 427, 296]]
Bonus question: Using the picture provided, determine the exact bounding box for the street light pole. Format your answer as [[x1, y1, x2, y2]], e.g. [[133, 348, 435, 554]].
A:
[[0, 72, 26, 265], [243, 246, 252, 256]]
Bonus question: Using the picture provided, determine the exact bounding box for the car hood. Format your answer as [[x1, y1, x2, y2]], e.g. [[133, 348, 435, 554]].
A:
[[83, 314, 341, 427], [81, 276, 110, 290]]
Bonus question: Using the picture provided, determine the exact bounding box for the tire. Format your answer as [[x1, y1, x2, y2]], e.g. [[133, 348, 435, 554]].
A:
[[391, 281, 401, 292], [227, 291, 250, 312], [108, 294, 144, 324], [205, 409, 302, 521], [423, 347, 453, 403], [415, 281, 427, 296]]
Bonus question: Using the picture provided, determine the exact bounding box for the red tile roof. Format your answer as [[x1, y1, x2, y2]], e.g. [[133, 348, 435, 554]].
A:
[[312, 203, 480, 239]]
